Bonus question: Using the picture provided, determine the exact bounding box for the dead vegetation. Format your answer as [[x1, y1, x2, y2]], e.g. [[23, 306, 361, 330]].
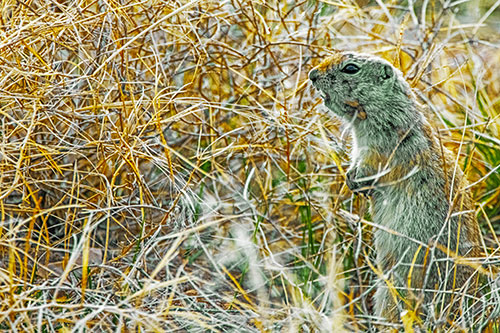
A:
[[0, 0, 499, 331]]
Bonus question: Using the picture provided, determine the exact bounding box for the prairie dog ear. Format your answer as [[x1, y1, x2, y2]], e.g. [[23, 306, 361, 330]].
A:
[[381, 63, 394, 80]]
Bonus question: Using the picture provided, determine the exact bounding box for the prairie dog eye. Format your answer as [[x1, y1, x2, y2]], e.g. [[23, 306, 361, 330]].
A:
[[341, 63, 360, 74]]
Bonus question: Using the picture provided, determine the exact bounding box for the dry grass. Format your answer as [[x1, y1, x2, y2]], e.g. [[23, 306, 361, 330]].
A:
[[0, 0, 499, 331]]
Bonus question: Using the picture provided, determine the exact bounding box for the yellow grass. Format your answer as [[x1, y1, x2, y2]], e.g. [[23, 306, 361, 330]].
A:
[[0, 0, 499, 331]]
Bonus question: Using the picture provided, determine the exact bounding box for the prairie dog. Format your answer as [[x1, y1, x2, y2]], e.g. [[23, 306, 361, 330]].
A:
[[309, 51, 482, 323]]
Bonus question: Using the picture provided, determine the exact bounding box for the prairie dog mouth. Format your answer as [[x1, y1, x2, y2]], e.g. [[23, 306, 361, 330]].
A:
[[319, 90, 330, 102]]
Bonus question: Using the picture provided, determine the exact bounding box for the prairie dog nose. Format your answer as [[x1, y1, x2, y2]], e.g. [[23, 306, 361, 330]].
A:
[[309, 69, 319, 82]]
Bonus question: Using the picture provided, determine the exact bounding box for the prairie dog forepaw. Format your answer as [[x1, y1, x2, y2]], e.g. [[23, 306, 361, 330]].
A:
[[346, 168, 374, 195]]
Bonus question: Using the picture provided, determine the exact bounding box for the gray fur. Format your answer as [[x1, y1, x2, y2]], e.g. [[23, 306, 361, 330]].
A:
[[310, 51, 481, 323]]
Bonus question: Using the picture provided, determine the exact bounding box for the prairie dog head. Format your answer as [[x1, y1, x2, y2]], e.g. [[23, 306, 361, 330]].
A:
[[309, 51, 412, 124]]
